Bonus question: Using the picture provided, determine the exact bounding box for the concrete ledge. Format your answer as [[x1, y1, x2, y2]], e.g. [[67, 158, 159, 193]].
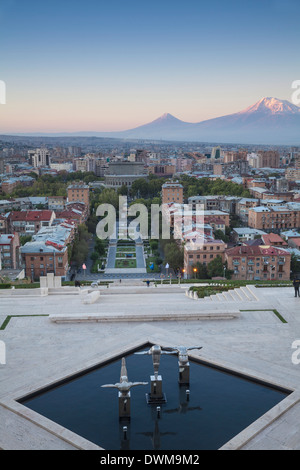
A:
[[82, 291, 100, 304], [0, 287, 48, 297], [48, 287, 82, 295], [1, 399, 101, 450], [49, 309, 240, 323]]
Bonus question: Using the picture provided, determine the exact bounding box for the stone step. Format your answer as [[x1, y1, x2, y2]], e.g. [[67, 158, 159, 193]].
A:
[[228, 290, 241, 301], [245, 285, 260, 301], [240, 286, 255, 301], [223, 291, 235, 302], [234, 288, 249, 301]]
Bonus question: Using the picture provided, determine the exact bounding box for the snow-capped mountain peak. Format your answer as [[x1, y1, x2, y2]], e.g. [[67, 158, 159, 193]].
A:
[[240, 97, 300, 115]]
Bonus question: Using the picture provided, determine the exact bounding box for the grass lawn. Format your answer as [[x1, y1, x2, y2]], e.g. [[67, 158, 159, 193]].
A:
[[115, 259, 137, 268], [116, 246, 136, 253]]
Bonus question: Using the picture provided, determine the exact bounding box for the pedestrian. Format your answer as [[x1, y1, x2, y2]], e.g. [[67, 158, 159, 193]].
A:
[[293, 278, 300, 298]]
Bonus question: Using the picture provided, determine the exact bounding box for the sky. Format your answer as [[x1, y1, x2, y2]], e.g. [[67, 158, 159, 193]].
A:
[[0, 0, 300, 133]]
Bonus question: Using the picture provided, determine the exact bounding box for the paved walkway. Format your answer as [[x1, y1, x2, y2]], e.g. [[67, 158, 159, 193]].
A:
[[104, 235, 147, 275]]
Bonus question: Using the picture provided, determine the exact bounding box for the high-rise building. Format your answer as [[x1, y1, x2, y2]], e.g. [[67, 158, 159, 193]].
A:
[[28, 148, 51, 167]]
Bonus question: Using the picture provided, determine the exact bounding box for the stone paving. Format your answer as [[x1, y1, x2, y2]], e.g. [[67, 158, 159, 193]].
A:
[[0, 283, 300, 450]]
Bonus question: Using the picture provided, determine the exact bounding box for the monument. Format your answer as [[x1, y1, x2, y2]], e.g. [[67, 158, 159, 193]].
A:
[[101, 357, 148, 419], [135, 345, 170, 404], [162, 346, 203, 384]]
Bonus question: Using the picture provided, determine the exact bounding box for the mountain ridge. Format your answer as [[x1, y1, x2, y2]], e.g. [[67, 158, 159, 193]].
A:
[[2, 97, 300, 145]]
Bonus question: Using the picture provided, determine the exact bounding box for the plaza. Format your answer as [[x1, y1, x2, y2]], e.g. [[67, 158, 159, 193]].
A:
[[0, 281, 300, 450]]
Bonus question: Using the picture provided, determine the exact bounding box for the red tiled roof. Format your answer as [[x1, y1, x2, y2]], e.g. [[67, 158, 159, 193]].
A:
[[9, 210, 54, 222], [226, 245, 290, 257], [262, 233, 288, 246], [56, 210, 81, 219], [204, 217, 225, 224]]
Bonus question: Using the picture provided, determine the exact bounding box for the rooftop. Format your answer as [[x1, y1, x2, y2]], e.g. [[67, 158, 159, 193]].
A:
[[9, 210, 55, 222]]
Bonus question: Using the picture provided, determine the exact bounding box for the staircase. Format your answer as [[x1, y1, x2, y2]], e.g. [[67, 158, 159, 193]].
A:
[[190, 285, 259, 303]]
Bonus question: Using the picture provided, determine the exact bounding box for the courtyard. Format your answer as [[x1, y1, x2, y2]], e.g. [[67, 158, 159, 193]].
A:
[[0, 281, 300, 450]]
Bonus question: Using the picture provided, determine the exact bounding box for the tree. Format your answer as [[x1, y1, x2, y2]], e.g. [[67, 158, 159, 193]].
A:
[[117, 185, 129, 196], [193, 262, 208, 279], [20, 235, 32, 246], [95, 188, 119, 209], [94, 238, 106, 257], [214, 229, 229, 243], [70, 224, 90, 267], [207, 255, 224, 278], [163, 241, 184, 269], [90, 251, 99, 261], [291, 253, 300, 278], [86, 214, 98, 233]]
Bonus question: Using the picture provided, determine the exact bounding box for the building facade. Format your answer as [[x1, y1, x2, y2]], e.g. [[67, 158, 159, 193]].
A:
[[162, 181, 184, 204], [184, 239, 226, 278], [8, 210, 56, 236], [248, 207, 300, 232], [67, 182, 89, 209], [0, 233, 20, 270], [225, 245, 291, 281]]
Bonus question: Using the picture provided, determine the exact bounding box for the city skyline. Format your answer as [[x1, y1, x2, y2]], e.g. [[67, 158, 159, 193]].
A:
[[0, 0, 300, 133]]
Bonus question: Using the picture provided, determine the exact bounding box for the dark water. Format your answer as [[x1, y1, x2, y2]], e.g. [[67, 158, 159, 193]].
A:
[[20, 350, 289, 450]]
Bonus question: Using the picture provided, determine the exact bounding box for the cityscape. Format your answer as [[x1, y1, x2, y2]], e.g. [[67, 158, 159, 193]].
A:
[[0, 0, 300, 456]]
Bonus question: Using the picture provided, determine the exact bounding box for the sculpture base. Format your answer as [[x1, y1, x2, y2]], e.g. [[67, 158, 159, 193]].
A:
[[146, 375, 167, 405], [146, 392, 167, 405], [119, 391, 131, 419], [179, 362, 190, 385]]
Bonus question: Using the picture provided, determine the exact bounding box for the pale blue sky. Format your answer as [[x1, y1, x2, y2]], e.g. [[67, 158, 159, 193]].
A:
[[0, 0, 299, 132]]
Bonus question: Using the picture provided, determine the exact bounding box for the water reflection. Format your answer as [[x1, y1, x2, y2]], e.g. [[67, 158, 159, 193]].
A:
[[165, 386, 202, 415], [137, 419, 176, 450]]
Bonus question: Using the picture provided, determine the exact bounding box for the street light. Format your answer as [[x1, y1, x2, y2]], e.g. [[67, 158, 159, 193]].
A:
[[193, 267, 197, 279]]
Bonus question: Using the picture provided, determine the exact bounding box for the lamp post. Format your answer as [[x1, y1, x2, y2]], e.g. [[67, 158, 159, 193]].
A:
[[193, 267, 197, 280]]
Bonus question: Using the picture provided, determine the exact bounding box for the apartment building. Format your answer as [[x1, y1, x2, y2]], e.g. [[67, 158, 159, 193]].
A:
[[0, 233, 20, 270], [0, 214, 8, 234], [162, 181, 184, 204], [184, 239, 226, 278], [225, 244, 291, 281], [8, 210, 56, 235], [248, 206, 300, 232], [48, 196, 67, 211], [21, 241, 68, 281], [67, 182, 89, 209], [28, 148, 51, 167]]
